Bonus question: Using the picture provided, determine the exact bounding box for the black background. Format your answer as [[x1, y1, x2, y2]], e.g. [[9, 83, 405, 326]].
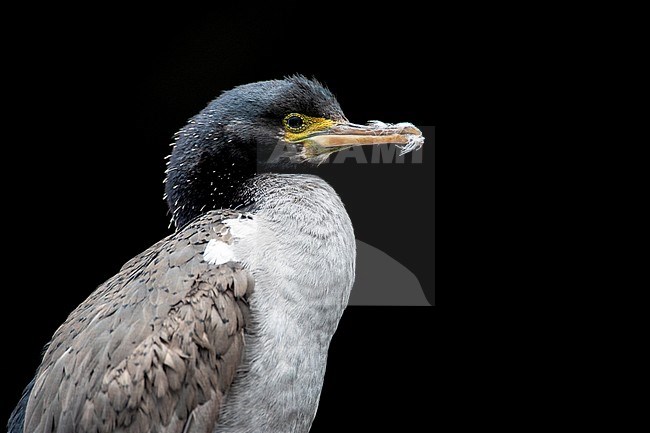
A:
[[3, 4, 437, 431]]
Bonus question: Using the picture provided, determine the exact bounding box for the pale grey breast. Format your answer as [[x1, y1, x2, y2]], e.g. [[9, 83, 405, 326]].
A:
[[213, 174, 356, 433]]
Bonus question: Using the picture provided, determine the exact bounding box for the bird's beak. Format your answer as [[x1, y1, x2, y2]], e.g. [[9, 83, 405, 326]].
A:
[[301, 121, 424, 161]]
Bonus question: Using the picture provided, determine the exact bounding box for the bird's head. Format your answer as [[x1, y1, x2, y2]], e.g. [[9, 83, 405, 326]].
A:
[[166, 75, 422, 227]]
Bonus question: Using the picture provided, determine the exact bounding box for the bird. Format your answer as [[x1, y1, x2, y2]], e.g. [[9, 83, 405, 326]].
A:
[[9, 75, 423, 433]]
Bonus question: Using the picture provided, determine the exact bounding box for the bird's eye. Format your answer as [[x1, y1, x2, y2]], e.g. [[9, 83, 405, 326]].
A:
[[287, 116, 303, 129], [283, 113, 307, 132]]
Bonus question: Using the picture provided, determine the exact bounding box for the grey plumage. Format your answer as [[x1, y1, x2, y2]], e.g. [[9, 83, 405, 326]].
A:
[[25, 211, 254, 433]]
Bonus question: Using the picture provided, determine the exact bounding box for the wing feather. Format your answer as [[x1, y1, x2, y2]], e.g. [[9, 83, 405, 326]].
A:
[[24, 210, 254, 433]]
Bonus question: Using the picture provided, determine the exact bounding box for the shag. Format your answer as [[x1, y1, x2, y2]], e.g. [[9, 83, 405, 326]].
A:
[[9, 76, 423, 433]]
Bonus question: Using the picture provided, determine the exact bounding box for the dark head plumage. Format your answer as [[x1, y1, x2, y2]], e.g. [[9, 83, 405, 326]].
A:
[[165, 76, 344, 228], [165, 75, 422, 229]]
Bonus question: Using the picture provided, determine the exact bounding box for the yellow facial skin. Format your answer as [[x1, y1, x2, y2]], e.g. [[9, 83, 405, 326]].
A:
[[282, 113, 341, 162], [281, 113, 424, 163], [283, 113, 336, 142]]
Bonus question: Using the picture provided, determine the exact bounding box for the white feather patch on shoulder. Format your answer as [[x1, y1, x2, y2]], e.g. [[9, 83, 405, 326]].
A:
[[203, 239, 236, 265], [203, 215, 258, 265]]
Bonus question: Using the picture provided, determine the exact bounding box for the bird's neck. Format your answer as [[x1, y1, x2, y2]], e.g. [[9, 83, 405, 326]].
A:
[[166, 158, 256, 229]]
